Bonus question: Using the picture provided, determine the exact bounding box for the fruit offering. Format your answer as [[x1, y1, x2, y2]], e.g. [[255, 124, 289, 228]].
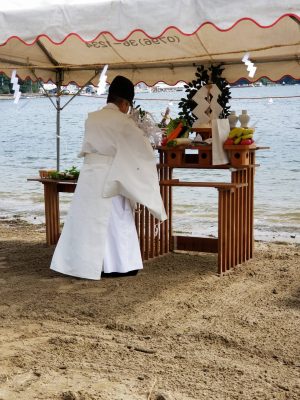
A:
[[224, 127, 255, 145]]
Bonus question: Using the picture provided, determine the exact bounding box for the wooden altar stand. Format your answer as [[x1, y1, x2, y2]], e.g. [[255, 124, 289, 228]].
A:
[[28, 145, 261, 275], [136, 147, 257, 274]]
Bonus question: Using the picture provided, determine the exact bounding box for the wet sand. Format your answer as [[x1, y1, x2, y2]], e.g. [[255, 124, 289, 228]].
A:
[[0, 220, 299, 400]]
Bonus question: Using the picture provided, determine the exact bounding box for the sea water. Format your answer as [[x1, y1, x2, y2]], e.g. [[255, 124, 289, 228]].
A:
[[0, 85, 299, 243]]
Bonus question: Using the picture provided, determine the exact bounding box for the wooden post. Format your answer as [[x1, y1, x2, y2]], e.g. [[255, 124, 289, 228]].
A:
[[150, 214, 155, 259], [144, 207, 149, 261], [218, 189, 226, 274], [249, 155, 255, 258], [43, 182, 60, 245], [142, 205, 146, 259]]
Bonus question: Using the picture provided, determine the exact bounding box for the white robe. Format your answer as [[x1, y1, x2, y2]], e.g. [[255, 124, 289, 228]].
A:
[[103, 195, 143, 273], [50, 103, 166, 280]]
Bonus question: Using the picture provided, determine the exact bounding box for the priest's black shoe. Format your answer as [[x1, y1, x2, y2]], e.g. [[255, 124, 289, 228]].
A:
[[101, 270, 139, 278]]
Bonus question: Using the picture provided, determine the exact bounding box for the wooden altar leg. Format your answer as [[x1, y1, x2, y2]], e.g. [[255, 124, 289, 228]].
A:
[[230, 182, 236, 269], [236, 169, 245, 265], [218, 188, 235, 274], [168, 167, 173, 251], [232, 166, 255, 266], [159, 163, 165, 256], [140, 205, 145, 259], [240, 169, 246, 263], [43, 182, 60, 245], [144, 207, 150, 261], [249, 157, 255, 258], [218, 189, 225, 274]]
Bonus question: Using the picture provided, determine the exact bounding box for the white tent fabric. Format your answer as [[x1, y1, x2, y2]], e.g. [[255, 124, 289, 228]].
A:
[[1, 0, 299, 42], [0, 0, 299, 85]]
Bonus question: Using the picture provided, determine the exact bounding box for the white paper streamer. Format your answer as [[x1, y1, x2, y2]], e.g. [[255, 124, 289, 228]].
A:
[[209, 85, 222, 118], [10, 70, 21, 104], [192, 86, 210, 126], [242, 53, 257, 78], [97, 64, 108, 95], [192, 84, 223, 127]]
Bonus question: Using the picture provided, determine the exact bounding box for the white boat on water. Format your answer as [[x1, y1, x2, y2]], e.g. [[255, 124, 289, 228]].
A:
[[152, 81, 185, 92], [135, 83, 152, 93]]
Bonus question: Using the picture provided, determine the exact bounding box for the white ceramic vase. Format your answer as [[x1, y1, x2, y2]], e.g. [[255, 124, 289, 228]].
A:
[[228, 111, 239, 129], [239, 110, 250, 128]]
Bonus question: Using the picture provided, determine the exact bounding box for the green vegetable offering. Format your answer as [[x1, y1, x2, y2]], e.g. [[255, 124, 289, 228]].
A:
[[165, 118, 190, 138], [49, 166, 80, 180]]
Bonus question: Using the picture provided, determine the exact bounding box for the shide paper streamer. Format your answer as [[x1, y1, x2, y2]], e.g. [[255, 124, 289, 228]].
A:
[[242, 53, 257, 78], [10, 70, 21, 104], [97, 64, 108, 95], [191, 84, 222, 128]]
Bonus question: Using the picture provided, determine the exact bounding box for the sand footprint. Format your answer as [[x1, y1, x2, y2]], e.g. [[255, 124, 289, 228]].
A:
[[57, 280, 107, 294], [0, 256, 10, 269]]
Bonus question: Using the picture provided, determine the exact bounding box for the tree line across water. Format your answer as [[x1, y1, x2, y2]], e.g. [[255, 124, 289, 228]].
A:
[[0, 73, 299, 95], [0, 73, 40, 94]]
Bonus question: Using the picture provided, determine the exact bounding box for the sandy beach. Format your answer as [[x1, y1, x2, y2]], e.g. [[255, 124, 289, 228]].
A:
[[0, 219, 299, 400]]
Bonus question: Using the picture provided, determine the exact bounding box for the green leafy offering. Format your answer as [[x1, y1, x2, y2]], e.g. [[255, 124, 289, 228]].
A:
[[166, 140, 177, 148], [49, 166, 80, 180], [165, 118, 190, 138]]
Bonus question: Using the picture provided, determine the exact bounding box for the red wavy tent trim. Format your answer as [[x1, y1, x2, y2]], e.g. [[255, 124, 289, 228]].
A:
[[1, 14, 299, 46]]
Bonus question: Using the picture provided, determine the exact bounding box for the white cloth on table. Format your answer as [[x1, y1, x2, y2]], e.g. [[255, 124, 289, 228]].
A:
[[212, 118, 230, 165]]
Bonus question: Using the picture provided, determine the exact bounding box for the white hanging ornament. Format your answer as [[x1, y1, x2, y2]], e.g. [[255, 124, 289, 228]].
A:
[[242, 53, 257, 78], [192, 102, 210, 127], [192, 86, 210, 127], [192, 85, 209, 104], [192, 83, 223, 127], [10, 69, 21, 104], [209, 85, 223, 118], [97, 64, 108, 95]]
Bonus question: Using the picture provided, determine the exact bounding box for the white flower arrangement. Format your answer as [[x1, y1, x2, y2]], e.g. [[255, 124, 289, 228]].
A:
[[130, 105, 162, 146]]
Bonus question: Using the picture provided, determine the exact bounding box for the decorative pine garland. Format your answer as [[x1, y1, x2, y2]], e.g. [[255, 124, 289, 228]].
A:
[[178, 64, 231, 127]]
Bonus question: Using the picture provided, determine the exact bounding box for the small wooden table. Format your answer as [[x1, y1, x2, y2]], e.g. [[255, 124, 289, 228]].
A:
[[28, 178, 76, 246], [159, 179, 247, 274]]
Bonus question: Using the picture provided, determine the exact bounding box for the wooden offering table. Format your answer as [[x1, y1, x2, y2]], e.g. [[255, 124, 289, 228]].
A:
[[154, 146, 259, 274], [159, 178, 248, 274], [29, 144, 261, 274], [28, 178, 76, 246]]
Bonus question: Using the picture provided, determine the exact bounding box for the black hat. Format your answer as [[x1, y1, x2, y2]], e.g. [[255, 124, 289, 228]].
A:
[[108, 75, 135, 105]]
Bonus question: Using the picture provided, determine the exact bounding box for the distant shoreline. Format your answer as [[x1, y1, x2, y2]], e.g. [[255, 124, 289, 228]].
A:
[[0, 93, 107, 100], [0, 93, 45, 100]]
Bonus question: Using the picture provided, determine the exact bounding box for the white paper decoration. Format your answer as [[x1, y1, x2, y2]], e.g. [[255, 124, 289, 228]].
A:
[[191, 84, 222, 128]]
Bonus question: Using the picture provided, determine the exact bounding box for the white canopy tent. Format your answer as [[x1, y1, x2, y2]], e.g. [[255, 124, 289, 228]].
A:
[[0, 0, 299, 86], [0, 0, 299, 168]]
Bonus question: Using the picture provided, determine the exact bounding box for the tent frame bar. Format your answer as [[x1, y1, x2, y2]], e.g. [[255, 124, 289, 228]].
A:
[[32, 68, 100, 171], [1, 53, 299, 74]]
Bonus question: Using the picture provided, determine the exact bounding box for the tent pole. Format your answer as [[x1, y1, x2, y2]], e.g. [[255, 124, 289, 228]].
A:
[[56, 92, 61, 171], [55, 70, 64, 171], [60, 70, 100, 111], [55, 70, 100, 170], [33, 68, 100, 171]]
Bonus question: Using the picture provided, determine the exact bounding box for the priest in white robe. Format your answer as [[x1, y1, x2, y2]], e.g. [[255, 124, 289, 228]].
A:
[[50, 76, 167, 280]]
